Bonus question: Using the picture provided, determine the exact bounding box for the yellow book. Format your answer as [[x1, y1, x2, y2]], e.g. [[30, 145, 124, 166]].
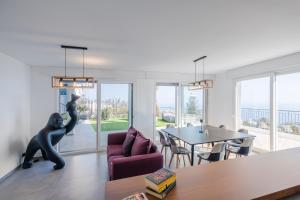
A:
[[144, 168, 176, 193], [145, 175, 176, 193]]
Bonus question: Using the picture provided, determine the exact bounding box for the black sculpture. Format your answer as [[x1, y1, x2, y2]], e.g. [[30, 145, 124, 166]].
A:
[[22, 94, 80, 170]]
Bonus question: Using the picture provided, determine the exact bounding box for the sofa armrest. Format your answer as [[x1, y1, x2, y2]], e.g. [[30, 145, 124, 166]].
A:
[[109, 152, 163, 180], [107, 132, 127, 145]]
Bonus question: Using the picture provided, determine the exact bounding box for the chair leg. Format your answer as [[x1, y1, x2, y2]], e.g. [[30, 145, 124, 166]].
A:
[[198, 157, 202, 165], [226, 150, 230, 159], [164, 147, 167, 163], [161, 146, 164, 154], [182, 155, 186, 167], [187, 154, 191, 165], [176, 154, 179, 168], [169, 153, 174, 168]]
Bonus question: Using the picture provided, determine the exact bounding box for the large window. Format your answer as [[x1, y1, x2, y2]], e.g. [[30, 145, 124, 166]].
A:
[[237, 72, 300, 152], [237, 77, 270, 152], [182, 86, 204, 126], [155, 83, 178, 129], [59, 86, 98, 153], [276, 72, 300, 150], [100, 83, 133, 146]]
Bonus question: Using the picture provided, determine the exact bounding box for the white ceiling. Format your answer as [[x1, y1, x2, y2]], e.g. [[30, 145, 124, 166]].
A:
[[0, 0, 300, 74]]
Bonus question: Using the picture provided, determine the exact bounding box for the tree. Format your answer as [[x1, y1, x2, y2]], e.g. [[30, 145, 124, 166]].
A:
[[156, 105, 160, 117], [186, 96, 197, 114]]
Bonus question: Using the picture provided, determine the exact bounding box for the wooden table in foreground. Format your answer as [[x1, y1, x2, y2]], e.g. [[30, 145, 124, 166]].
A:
[[106, 148, 300, 200]]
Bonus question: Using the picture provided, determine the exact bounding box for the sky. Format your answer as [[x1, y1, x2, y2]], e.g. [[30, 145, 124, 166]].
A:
[[240, 72, 300, 111], [101, 84, 129, 101], [73, 83, 129, 101], [156, 86, 176, 107], [156, 85, 203, 108]]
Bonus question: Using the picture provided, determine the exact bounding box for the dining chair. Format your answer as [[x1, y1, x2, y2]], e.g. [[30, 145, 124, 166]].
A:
[[166, 124, 183, 147], [197, 142, 226, 165], [187, 123, 193, 127], [227, 128, 249, 146], [158, 131, 171, 161], [225, 137, 254, 159], [166, 124, 175, 128], [168, 136, 191, 168], [219, 125, 226, 129], [210, 125, 226, 147]]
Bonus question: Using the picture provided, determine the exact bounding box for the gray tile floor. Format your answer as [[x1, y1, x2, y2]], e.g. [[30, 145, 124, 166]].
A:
[[2, 146, 296, 200], [0, 153, 108, 200]]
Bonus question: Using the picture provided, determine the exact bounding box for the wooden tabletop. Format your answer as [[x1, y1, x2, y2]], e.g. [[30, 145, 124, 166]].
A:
[[162, 125, 254, 145], [106, 148, 300, 200]]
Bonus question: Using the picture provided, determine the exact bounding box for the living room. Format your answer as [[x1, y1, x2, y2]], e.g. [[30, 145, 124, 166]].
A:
[[1, 1, 300, 200]]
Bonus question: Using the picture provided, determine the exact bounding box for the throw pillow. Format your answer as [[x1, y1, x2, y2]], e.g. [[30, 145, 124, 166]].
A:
[[127, 127, 138, 136], [122, 134, 136, 156], [131, 134, 150, 156]]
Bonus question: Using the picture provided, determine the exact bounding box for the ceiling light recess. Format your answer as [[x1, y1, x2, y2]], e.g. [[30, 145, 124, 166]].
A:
[[52, 45, 94, 89]]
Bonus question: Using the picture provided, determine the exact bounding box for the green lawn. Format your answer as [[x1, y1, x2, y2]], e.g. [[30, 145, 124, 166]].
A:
[[90, 118, 129, 132], [156, 118, 175, 128]]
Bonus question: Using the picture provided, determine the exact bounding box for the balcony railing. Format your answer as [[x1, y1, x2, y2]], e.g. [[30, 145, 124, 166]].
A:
[[241, 108, 300, 125], [241, 108, 300, 134]]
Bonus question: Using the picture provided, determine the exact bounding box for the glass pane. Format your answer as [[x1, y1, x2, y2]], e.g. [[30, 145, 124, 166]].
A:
[[100, 84, 131, 146], [182, 87, 204, 126], [59, 86, 97, 152], [156, 85, 177, 129], [276, 72, 300, 150], [239, 77, 270, 151]]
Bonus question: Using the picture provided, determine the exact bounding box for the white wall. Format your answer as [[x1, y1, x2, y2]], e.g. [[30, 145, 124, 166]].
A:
[[208, 52, 300, 130], [30, 66, 215, 141], [0, 53, 31, 179]]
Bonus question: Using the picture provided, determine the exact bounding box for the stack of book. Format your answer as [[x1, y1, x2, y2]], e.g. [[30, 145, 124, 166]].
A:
[[144, 168, 176, 199]]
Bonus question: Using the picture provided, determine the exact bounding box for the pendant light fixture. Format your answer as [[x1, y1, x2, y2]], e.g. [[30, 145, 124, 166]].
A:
[[52, 45, 94, 89], [188, 56, 213, 90]]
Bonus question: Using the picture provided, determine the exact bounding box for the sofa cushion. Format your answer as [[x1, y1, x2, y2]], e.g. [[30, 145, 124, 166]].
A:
[[107, 145, 123, 158], [149, 142, 158, 153], [147, 141, 158, 153], [131, 134, 150, 156], [122, 133, 135, 156], [127, 127, 138, 136]]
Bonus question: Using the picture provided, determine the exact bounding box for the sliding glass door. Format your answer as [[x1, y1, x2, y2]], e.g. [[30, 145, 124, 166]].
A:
[[276, 72, 300, 150], [155, 83, 178, 129], [100, 83, 133, 147], [58, 86, 98, 153], [237, 77, 271, 152], [237, 71, 300, 152], [181, 86, 204, 126]]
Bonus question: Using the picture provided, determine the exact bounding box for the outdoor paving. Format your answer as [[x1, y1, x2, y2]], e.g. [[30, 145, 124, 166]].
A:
[[59, 120, 125, 152], [60, 120, 97, 152], [242, 126, 300, 151]]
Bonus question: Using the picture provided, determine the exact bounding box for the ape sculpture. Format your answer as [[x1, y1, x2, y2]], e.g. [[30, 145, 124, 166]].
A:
[[22, 94, 80, 170]]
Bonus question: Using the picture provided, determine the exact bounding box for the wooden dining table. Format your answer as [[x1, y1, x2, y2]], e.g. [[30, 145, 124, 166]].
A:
[[162, 125, 254, 165], [106, 147, 300, 200]]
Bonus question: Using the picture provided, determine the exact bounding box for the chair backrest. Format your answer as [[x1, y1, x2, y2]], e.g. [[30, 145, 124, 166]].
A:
[[238, 128, 249, 134], [168, 136, 179, 154], [238, 137, 254, 155], [187, 123, 193, 127], [166, 124, 175, 128], [211, 142, 226, 154], [208, 142, 226, 161], [158, 131, 169, 146], [219, 125, 226, 129]]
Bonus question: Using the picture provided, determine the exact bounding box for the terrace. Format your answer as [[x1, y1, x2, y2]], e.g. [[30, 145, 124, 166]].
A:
[[241, 108, 300, 151]]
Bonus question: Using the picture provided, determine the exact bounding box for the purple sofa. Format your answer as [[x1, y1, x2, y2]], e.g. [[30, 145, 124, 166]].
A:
[[107, 128, 163, 180]]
